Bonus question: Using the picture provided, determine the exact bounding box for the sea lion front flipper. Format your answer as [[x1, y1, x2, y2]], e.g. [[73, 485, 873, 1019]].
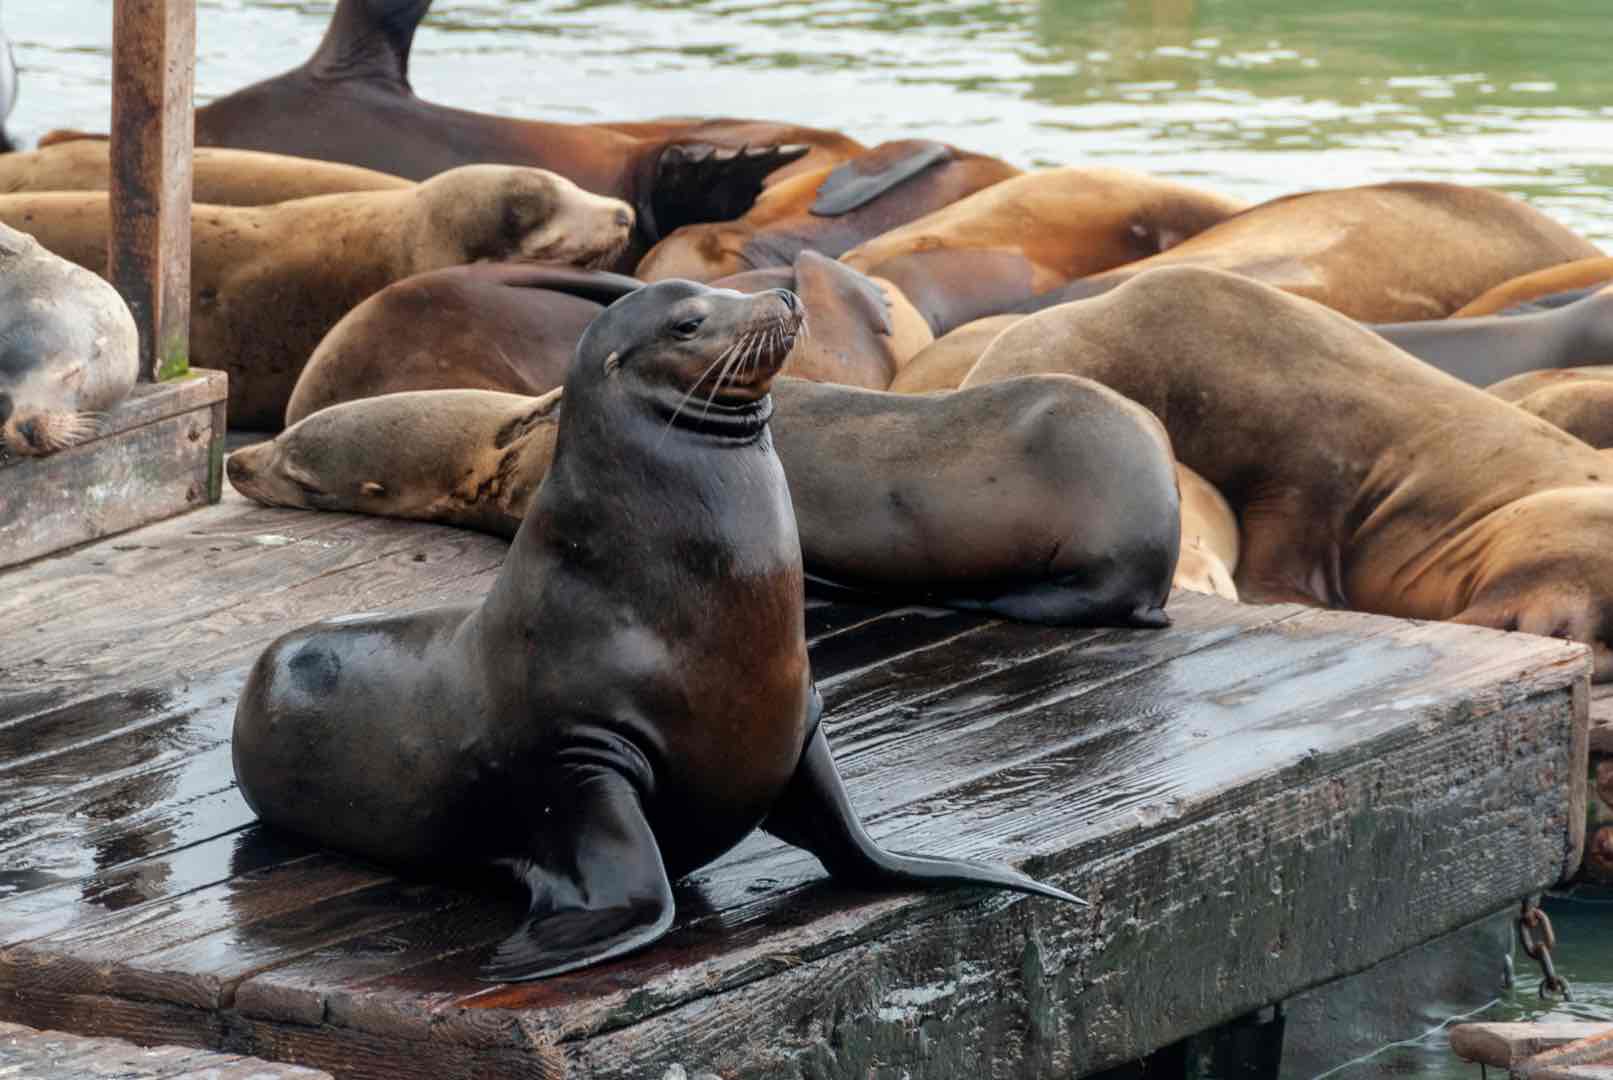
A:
[[481, 764, 675, 983], [651, 142, 812, 238], [809, 141, 954, 217], [762, 722, 1087, 907]]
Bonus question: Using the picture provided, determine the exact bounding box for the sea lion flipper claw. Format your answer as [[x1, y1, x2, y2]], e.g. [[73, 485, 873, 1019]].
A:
[[763, 722, 1087, 907], [480, 765, 675, 983], [651, 141, 811, 238]]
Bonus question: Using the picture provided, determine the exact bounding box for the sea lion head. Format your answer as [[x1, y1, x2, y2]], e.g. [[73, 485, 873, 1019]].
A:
[[570, 279, 804, 423], [1449, 487, 1613, 681], [411, 165, 636, 273], [0, 228, 138, 462]]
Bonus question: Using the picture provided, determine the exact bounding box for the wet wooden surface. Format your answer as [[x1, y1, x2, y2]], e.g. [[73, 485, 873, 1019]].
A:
[[0, 489, 1591, 1079], [0, 1019, 332, 1078]]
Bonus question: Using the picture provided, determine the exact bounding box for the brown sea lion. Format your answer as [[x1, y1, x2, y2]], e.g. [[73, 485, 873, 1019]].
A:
[[0, 165, 634, 429], [839, 167, 1249, 335], [232, 280, 1078, 983], [888, 315, 1023, 394], [1367, 285, 1613, 387], [0, 142, 411, 205], [0, 223, 138, 462], [1487, 367, 1613, 449], [1174, 465, 1239, 602], [1017, 183, 1602, 322], [966, 265, 1613, 679], [159, 0, 854, 256], [230, 374, 1182, 629], [1452, 257, 1613, 317], [287, 253, 928, 424], [636, 140, 1021, 282], [285, 266, 642, 427]]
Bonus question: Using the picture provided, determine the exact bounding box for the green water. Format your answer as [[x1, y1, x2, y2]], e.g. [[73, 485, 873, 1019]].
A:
[[9, 1, 1613, 1075]]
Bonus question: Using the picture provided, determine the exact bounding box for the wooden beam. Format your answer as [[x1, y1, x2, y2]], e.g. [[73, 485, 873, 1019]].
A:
[[108, 0, 195, 383]]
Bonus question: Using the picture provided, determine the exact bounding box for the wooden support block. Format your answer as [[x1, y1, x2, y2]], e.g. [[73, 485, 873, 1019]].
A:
[[1450, 1022, 1613, 1067], [0, 1020, 332, 1078], [0, 370, 226, 570], [1521, 1029, 1613, 1077], [109, 0, 194, 382]]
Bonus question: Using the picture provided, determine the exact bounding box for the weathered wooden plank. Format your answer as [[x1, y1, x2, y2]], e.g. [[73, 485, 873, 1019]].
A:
[[109, 0, 194, 383], [1451, 1022, 1613, 1067], [0, 374, 225, 572], [0, 1020, 333, 1079]]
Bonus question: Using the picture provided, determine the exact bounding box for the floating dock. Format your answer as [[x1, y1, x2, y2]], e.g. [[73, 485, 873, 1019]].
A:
[[0, 490, 1590, 1079]]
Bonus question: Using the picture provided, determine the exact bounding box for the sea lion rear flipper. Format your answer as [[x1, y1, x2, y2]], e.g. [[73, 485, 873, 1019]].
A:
[[763, 721, 1086, 907], [651, 142, 812, 238], [480, 764, 675, 983], [809, 141, 954, 217]]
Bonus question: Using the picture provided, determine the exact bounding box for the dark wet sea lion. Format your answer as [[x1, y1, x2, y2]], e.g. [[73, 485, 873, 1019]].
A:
[[154, 0, 853, 257], [636, 140, 1022, 282], [0, 165, 634, 429], [0, 223, 138, 461], [1487, 366, 1613, 449], [1452, 257, 1613, 317], [232, 280, 1079, 982], [838, 167, 1249, 336], [966, 265, 1613, 679], [0, 142, 411, 205], [230, 374, 1181, 629], [1367, 286, 1613, 387], [1017, 182, 1602, 322], [285, 265, 642, 426]]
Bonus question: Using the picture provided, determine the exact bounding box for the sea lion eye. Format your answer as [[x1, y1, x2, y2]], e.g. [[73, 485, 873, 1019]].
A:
[[671, 316, 705, 339]]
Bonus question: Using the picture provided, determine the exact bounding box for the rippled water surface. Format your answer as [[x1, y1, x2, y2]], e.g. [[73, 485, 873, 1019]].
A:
[[9, 1, 1613, 1075]]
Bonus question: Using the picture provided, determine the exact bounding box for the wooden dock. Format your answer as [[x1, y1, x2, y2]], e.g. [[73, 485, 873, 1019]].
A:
[[0, 489, 1590, 1079]]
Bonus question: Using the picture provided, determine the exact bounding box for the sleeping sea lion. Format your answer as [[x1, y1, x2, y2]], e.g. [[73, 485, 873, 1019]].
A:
[[232, 280, 1079, 983], [230, 375, 1182, 629], [0, 165, 634, 428], [1452, 257, 1613, 317], [966, 265, 1613, 679], [1017, 183, 1602, 322], [1486, 366, 1613, 449], [888, 315, 1024, 394], [1174, 465, 1239, 602]]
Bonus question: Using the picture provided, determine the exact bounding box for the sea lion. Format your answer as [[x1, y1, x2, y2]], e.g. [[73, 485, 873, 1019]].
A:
[[287, 253, 928, 424], [232, 280, 1078, 983], [965, 265, 1613, 679], [285, 265, 642, 426], [143, 0, 856, 256], [1452, 257, 1613, 317], [1486, 367, 1613, 449], [0, 223, 139, 461], [0, 142, 411, 205], [1016, 183, 1602, 322], [888, 315, 1023, 394], [0, 165, 634, 429], [636, 140, 1022, 282], [231, 374, 1181, 629], [1366, 284, 1613, 387], [1174, 465, 1239, 602], [839, 167, 1250, 335]]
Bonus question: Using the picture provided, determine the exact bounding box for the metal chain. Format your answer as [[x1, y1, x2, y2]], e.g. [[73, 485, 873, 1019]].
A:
[[1516, 895, 1572, 1001]]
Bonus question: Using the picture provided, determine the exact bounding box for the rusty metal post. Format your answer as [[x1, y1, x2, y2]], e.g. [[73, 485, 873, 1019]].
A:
[[109, 0, 195, 383]]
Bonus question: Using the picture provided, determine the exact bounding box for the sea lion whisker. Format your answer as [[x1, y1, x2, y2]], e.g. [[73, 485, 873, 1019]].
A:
[[661, 344, 739, 440]]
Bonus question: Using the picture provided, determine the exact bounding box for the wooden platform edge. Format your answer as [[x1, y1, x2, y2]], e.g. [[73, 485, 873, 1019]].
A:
[[0, 370, 227, 571]]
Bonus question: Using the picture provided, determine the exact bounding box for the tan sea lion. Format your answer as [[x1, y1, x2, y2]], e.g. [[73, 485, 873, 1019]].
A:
[[636, 140, 1021, 282], [839, 167, 1250, 335], [1017, 183, 1602, 322], [1452, 257, 1613, 317], [1487, 366, 1613, 449], [232, 279, 1077, 982], [1174, 465, 1239, 602], [888, 315, 1024, 394], [966, 265, 1613, 679], [0, 223, 138, 462], [231, 374, 1182, 629], [0, 165, 634, 429], [0, 142, 411, 205]]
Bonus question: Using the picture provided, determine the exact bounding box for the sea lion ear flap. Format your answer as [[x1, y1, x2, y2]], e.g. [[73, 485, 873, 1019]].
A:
[[651, 142, 811, 239], [762, 698, 1086, 907], [480, 764, 675, 983]]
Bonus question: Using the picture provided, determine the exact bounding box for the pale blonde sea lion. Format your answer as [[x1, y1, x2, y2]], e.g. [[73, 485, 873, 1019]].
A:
[[1174, 464, 1239, 602]]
